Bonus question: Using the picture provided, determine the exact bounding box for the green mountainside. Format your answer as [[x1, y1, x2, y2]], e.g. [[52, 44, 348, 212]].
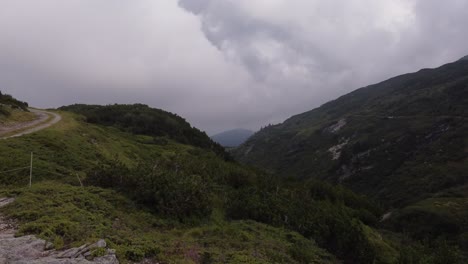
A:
[[0, 107, 410, 263], [233, 57, 468, 256], [1, 56, 467, 263], [234, 58, 467, 204]]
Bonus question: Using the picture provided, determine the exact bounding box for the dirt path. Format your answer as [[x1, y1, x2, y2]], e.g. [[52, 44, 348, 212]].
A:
[[0, 109, 62, 139], [0, 198, 118, 263]]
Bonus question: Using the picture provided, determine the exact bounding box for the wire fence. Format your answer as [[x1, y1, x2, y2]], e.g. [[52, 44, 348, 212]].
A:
[[0, 166, 30, 174], [0, 164, 31, 187], [0, 152, 83, 188]]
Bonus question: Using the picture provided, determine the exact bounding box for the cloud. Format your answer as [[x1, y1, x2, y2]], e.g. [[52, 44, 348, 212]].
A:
[[178, 0, 468, 130], [0, 0, 467, 134]]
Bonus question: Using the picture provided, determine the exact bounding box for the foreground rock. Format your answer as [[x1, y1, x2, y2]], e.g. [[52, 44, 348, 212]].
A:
[[0, 197, 118, 264]]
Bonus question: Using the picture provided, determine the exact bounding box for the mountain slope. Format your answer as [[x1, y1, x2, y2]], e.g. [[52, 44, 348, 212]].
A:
[[234, 57, 468, 208], [211, 128, 254, 147], [0, 106, 402, 263], [59, 104, 229, 159]]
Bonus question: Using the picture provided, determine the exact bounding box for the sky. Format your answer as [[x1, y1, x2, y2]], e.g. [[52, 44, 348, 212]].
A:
[[0, 0, 467, 134]]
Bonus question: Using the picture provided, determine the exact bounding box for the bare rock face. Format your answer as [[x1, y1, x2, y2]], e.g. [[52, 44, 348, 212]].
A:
[[0, 197, 118, 264]]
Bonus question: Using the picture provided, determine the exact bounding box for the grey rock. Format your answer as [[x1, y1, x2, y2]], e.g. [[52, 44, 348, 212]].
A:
[[95, 239, 106, 248], [45, 241, 55, 250], [58, 244, 87, 258], [93, 255, 119, 264], [0, 197, 119, 264]]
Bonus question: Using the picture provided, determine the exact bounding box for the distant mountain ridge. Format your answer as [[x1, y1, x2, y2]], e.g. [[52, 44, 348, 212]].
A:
[[211, 128, 254, 147]]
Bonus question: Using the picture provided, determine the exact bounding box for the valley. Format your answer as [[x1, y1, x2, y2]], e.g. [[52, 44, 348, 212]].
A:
[[0, 57, 466, 263]]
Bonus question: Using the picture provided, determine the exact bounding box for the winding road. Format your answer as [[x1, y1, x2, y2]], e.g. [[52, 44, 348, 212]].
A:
[[0, 109, 62, 139]]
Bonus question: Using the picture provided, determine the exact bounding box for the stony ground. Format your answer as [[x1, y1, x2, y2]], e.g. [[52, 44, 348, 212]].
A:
[[0, 198, 118, 264]]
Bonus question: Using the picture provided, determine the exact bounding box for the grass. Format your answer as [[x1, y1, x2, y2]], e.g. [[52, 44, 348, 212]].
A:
[[386, 195, 468, 245], [0, 182, 338, 263], [0, 111, 196, 186], [0, 111, 343, 263], [0, 108, 37, 124], [362, 225, 399, 263], [0, 110, 56, 139]]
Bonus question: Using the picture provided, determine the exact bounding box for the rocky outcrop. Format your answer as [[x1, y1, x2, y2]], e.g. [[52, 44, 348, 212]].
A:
[[0, 197, 118, 264]]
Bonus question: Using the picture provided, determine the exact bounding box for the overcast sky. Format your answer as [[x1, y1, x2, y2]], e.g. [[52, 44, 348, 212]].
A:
[[0, 0, 467, 134]]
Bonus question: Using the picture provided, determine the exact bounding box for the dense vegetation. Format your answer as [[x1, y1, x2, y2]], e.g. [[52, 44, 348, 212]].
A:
[[59, 104, 229, 159], [235, 58, 468, 205], [1, 55, 467, 263], [2, 182, 338, 263], [0, 111, 399, 263], [0, 91, 29, 116], [85, 157, 390, 263], [234, 57, 468, 260]]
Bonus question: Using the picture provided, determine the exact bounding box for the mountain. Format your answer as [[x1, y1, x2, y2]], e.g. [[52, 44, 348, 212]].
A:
[[1, 103, 404, 263], [233, 57, 468, 256], [2, 65, 467, 262], [235, 57, 468, 206], [211, 128, 254, 147]]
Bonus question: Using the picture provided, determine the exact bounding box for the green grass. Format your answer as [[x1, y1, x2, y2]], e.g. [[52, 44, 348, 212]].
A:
[[0, 182, 338, 263], [0, 108, 415, 263], [0, 111, 343, 263], [0, 111, 197, 186], [385, 194, 468, 251], [0, 108, 36, 124], [362, 226, 399, 263]]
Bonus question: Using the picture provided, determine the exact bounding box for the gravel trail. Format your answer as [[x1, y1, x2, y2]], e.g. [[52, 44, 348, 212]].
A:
[[0, 109, 62, 139]]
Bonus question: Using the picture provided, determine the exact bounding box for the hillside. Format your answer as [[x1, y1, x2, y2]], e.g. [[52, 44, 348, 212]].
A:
[[233, 57, 468, 256], [0, 106, 416, 263], [235, 57, 468, 205], [0, 91, 32, 121], [59, 104, 229, 160], [0, 91, 28, 114], [211, 129, 254, 147]]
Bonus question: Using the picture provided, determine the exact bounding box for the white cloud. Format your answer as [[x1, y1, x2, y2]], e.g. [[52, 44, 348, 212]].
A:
[[0, 0, 467, 133]]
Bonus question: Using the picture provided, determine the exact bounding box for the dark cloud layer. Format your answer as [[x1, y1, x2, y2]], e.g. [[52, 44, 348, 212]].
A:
[[0, 1, 467, 134]]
